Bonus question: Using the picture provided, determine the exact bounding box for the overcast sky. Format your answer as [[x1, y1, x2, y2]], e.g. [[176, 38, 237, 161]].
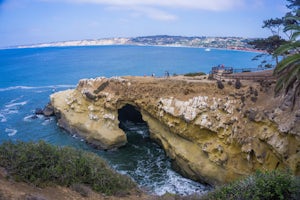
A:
[[0, 0, 289, 47]]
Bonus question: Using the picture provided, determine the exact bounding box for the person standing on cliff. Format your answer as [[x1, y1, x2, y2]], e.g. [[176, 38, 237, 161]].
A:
[[165, 71, 169, 78]]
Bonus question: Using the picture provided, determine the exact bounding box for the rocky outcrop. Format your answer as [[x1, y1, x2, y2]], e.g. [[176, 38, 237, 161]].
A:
[[50, 76, 300, 185], [35, 103, 55, 117]]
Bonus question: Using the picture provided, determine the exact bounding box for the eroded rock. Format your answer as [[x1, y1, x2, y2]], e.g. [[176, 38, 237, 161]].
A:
[[50, 76, 300, 186]]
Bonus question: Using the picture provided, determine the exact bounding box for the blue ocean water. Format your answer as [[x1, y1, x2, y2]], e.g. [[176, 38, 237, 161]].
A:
[[0, 45, 261, 195]]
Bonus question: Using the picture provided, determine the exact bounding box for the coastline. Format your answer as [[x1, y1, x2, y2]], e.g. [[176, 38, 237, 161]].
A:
[[0, 35, 265, 53], [49, 75, 300, 186], [1, 43, 265, 54]]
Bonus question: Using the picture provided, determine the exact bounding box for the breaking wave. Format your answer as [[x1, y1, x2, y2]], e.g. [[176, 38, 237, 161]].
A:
[[1, 97, 28, 123], [5, 101, 28, 108], [5, 128, 17, 136], [0, 113, 7, 122], [0, 85, 76, 92]]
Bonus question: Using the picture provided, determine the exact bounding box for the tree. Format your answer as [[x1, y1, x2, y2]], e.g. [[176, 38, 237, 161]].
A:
[[262, 18, 284, 36], [248, 36, 286, 64], [248, 1, 299, 66], [249, 0, 300, 109], [248, 18, 287, 65], [286, 0, 300, 11], [274, 14, 300, 109], [283, 12, 298, 39]]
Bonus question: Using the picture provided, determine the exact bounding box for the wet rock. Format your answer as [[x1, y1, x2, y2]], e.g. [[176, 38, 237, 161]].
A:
[[30, 115, 38, 119], [35, 103, 54, 117], [35, 108, 44, 115], [43, 103, 54, 117]]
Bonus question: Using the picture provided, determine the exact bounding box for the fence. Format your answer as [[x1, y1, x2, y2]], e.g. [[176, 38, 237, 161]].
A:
[[210, 66, 276, 81]]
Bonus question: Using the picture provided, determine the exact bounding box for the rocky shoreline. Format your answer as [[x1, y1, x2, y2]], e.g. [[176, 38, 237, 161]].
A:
[[50, 75, 300, 186]]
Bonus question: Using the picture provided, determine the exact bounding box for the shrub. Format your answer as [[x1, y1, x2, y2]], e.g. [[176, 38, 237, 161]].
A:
[[217, 80, 224, 89], [202, 170, 300, 200], [184, 72, 206, 77], [235, 79, 242, 89], [0, 141, 136, 195], [251, 96, 258, 102]]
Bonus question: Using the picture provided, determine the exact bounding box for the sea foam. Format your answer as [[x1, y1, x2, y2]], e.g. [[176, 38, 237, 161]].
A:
[[0, 113, 7, 122], [5, 128, 17, 136], [0, 85, 76, 92], [5, 101, 28, 108]]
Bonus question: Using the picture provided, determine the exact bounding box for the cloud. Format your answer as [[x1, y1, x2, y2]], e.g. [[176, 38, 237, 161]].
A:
[[137, 7, 177, 21], [54, 0, 245, 11], [107, 5, 177, 21], [40, 0, 246, 21]]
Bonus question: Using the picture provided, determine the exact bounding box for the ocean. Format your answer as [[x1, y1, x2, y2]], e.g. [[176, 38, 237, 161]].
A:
[[0, 45, 261, 195]]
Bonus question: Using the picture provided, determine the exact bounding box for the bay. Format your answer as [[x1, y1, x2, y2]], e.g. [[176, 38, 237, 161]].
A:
[[0, 45, 261, 195]]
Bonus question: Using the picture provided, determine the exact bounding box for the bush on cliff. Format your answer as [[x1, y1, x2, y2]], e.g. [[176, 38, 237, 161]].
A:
[[202, 170, 300, 200], [184, 72, 206, 77], [217, 80, 224, 89], [0, 141, 136, 195], [235, 78, 242, 89]]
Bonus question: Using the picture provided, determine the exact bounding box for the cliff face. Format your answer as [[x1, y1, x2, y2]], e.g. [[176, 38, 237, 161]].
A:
[[50, 76, 300, 185]]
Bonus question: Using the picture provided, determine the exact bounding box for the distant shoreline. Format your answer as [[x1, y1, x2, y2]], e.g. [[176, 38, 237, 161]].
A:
[[1, 35, 265, 53], [2, 43, 265, 54]]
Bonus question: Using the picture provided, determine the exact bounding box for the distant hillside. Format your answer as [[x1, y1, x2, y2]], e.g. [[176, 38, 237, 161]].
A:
[[17, 35, 257, 51]]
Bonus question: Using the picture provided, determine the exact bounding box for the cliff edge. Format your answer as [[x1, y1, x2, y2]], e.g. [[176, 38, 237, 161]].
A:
[[50, 76, 300, 186]]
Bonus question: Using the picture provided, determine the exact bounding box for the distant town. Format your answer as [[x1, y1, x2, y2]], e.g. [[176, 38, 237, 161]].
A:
[[17, 35, 262, 52]]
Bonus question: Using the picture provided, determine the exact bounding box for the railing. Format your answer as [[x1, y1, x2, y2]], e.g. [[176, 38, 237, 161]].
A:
[[232, 68, 265, 73], [222, 74, 276, 81], [210, 67, 276, 81]]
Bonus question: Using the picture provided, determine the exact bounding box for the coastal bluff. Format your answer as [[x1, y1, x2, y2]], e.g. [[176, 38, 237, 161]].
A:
[[50, 76, 300, 186]]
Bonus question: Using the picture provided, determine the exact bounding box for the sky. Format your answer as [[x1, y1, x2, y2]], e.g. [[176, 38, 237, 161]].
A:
[[0, 0, 290, 47]]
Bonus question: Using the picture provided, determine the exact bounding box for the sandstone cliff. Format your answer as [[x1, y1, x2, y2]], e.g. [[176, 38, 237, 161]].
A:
[[50, 76, 300, 186]]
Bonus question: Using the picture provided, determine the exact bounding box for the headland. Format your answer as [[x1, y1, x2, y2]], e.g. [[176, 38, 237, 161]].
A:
[[50, 74, 300, 186]]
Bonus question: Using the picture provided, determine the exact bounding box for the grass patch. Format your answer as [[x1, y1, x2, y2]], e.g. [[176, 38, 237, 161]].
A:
[[202, 170, 300, 200], [183, 72, 206, 77], [0, 141, 136, 195]]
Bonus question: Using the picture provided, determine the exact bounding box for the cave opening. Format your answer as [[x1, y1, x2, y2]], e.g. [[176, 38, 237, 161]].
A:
[[115, 104, 207, 194], [118, 104, 144, 124], [118, 103, 151, 141]]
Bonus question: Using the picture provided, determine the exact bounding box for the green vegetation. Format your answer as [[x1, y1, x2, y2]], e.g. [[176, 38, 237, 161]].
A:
[[249, 0, 300, 109], [217, 80, 224, 89], [274, 13, 300, 109], [156, 170, 300, 200], [202, 170, 300, 200], [0, 141, 136, 195], [183, 72, 206, 77]]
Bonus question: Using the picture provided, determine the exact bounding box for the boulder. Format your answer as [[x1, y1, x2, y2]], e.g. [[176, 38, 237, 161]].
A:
[[43, 103, 55, 117]]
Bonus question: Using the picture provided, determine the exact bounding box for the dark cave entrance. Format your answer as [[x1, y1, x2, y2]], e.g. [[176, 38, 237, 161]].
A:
[[118, 104, 151, 143], [118, 104, 144, 124]]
